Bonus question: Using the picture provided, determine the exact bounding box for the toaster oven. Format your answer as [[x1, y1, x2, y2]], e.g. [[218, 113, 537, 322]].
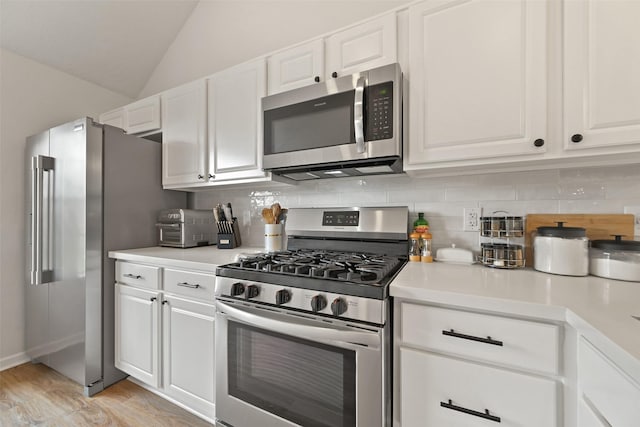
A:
[[157, 209, 216, 248]]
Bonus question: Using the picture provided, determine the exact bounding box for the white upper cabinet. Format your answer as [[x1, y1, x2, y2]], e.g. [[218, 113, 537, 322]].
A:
[[207, 58, 267, 181], [98, 95, 161, 135], [126, 95, 162, 134], [267, 39, 325, 94], [99, 108, 125, 130], [161, 80, 208, 187], [563, 0, 640, 152], [406, 0, 547, 168], [267, 13, 397, 95], [325, 13, 397, 79]]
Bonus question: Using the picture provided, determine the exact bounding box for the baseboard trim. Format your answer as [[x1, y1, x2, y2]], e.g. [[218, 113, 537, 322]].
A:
[[0, 352, 30, 372]]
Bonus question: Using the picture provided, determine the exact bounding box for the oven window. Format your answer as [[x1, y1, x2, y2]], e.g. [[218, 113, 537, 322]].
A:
[[264, 90, 355, 155], [228, 321, 356, 427]]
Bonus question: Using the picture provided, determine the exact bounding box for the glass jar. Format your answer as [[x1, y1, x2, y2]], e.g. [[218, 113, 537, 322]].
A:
[[420, 232, 433, 263], [409, 232, 422, 262]]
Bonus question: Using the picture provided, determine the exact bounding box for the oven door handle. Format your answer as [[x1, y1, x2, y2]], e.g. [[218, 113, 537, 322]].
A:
[[216, 300, 380, 349]]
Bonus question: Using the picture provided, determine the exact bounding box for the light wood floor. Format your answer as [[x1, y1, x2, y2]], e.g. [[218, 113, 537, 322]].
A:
[[0, 363, 213, 426]]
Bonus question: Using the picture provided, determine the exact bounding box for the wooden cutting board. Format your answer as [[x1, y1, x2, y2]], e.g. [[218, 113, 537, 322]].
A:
[[524, 214, 635, 267]]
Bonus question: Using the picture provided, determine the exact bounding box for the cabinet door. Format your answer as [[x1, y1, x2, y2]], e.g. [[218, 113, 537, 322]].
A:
[[400, 347, 557, 427], [162, 295, 215, 418], [564, 0, 640, 152], [125, 95, 161, 134], [208, 59, 267, 180], [325, 13, 397, 78], [406, 0, 547, 167], [161, 80, 208, 186], [114, 283, 160, 388], [99, 108, 125, 130], [267, 39, 324, 94], [578, 399, 610, 427]]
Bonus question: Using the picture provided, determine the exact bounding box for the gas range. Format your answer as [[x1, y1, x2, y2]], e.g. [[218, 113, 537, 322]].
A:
[[215, 206, 409, 325]]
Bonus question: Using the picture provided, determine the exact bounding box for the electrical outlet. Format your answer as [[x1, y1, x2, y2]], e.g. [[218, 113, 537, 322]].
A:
[[624, 206, 640, 236], [463, 208, 481, 231]]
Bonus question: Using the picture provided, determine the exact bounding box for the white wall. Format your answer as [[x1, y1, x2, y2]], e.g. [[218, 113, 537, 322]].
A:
[[192, 165, 640, 249], [0, 48, 132, 369], [140, 0, 409, 97]]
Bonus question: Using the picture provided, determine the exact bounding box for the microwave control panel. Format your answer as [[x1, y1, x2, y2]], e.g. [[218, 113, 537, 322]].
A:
[[365, 82, 394, 141]]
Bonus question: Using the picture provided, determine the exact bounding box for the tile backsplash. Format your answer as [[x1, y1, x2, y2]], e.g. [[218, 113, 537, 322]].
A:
[[191, 164, 640, 251]]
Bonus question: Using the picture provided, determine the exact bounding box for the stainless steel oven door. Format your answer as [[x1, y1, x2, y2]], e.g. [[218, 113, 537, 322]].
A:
[[215, 298, 388, 427]]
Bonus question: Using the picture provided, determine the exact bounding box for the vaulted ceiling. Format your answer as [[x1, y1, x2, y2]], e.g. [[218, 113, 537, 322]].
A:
[[0, 0, 199, 98]]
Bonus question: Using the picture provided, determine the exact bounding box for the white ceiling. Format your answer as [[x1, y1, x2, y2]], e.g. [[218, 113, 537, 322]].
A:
[[0, 0, 199, 98]]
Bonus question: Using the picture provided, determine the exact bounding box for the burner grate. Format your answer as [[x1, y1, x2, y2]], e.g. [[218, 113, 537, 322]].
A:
[[232, 249, 403, 285]]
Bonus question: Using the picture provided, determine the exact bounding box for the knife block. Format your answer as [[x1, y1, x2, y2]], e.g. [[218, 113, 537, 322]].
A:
[[217, 219, 241, 249]]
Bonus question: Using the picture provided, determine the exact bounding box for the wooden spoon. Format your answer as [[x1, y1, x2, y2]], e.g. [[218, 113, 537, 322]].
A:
[[261, 207, 274, 224], [271, 203, 281, 224]]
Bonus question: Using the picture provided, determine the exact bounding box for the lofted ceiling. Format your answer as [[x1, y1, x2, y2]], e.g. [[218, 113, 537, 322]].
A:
[[0, 0, 199, 98]]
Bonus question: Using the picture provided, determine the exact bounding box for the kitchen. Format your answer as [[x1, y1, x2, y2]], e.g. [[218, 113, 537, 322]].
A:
[[2, 0, 640, 426]]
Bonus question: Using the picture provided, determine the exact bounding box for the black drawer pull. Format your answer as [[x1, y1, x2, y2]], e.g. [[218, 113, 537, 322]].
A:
[[177, 282, 200, 289], [442, 329, 503, 346], [440, 400, 501, 423], [124, 273, 142, 280]]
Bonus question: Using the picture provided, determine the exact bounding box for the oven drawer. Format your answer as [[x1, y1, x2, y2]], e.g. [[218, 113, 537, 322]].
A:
[[163, 268, 215, 301], [400, 347, 558, 427], [400, 302, 560, 374], [116, 261, 161, 290]]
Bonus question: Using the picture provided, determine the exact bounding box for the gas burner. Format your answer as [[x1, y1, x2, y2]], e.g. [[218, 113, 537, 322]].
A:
[[232, 249, 403, 286]]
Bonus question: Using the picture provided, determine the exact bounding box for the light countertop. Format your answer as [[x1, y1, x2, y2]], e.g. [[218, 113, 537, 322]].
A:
[[391, 262, 640, 384], [108, 245, 263, 273]]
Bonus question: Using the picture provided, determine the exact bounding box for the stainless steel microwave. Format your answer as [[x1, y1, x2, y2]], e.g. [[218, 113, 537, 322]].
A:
[[262, 63, 402, 181]]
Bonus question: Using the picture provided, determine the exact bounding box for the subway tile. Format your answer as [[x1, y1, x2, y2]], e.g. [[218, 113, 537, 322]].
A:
[[338, 191, 387, 205], [414, 201, 476, 217], [557, 183, 606, 200], [604, 180, 640, 200], [388, 188, 445, 203], [557, 199, 627, 213], [479, 200, 559, 216], [516, 183, 562, 200], [445, 185, 516, 202], [298, 192, 341, 206]]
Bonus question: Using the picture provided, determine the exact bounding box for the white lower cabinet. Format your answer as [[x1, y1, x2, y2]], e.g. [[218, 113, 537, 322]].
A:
[[162, 294, 215, 418], [578, 338, 640, 427], [114, 261, 215, 422], [578, 398, 610, 427], [115, 283, 161, 388], [401, 347, 557, 427], [395, 300, 561, 427]]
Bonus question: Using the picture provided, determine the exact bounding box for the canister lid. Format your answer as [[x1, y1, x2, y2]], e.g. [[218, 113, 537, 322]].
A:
[[537, 221, 586, 238], [591, 235, 640, 252]]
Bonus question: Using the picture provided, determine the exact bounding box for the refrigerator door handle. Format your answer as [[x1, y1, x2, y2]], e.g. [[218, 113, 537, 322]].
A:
[[31, 155, 54, 285]]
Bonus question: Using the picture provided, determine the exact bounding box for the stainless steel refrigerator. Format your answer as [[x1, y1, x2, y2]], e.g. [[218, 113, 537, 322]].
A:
[[25, 117, 186, 396]]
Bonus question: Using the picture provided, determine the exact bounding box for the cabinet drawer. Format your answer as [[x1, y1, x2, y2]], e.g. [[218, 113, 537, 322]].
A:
[[400, 303, 560, 374], [579, 338, 640, 427], [400, 347, 558, 427], [116, 261, 161, 290], [163, 268, 215, 301]]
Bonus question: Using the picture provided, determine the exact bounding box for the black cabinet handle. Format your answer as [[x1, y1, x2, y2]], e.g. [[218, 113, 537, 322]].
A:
[[571, 134, 583, 143], [331, 71, 338, 78], [441, 400, 501, 423], [162, 300, 169, 305], [533, 138, 545, 147], [442, 329, 503, 346], [314, 76, 320, 82], [150, 297, 157, 302]]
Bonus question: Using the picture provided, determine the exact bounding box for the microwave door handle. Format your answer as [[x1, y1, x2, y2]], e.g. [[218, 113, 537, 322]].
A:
[[155, 223, 181, 228], [354, 76, 366, 153], [216, 300, 379, 348]]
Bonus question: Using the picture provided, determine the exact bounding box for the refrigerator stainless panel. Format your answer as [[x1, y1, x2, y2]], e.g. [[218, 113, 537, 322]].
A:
[[24, 117, 187, 396]]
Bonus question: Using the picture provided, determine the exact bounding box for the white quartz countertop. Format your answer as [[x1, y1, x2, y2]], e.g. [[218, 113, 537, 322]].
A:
[[390, 262, 640, 383], [108, 245, 264, 273]]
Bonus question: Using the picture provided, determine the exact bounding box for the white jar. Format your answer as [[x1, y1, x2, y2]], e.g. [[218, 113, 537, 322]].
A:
[[533, 223, 588, 276], [589, 237, 640, 282]]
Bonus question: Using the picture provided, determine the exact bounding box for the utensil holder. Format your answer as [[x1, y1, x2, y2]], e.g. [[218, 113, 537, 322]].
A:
[[264, 223, 283, 252], [217, 219, 241, 249]]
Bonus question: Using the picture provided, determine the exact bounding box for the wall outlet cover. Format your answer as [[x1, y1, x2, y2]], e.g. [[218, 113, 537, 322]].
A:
[[463, 207, 481, 232]]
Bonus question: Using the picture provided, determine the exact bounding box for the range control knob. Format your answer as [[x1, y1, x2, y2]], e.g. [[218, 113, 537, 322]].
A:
[[331, 298, 348, 316], [310, 295, 327, 312], [230, 282, 245, 296], [246, 284, 260, 299], [275, 289, 291, 306]]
